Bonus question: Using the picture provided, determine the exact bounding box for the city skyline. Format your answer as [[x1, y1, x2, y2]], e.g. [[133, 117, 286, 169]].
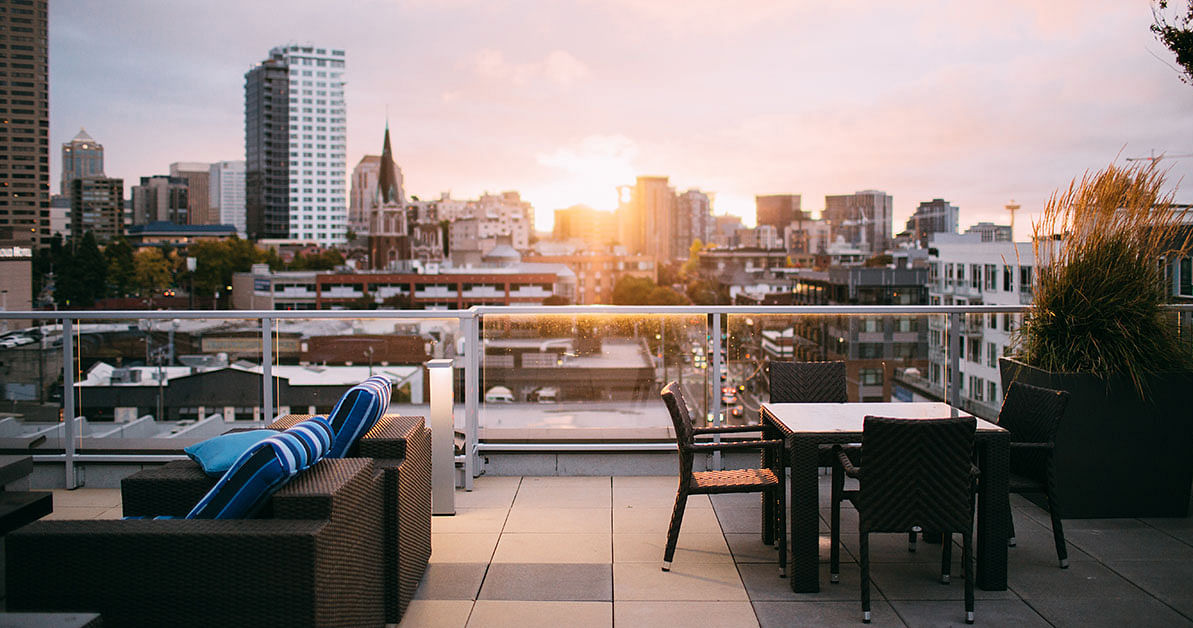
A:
[[49, 0, 1193, 238]]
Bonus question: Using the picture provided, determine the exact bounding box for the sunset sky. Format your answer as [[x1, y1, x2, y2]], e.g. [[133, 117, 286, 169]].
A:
[[50, 1, 1193, 237]]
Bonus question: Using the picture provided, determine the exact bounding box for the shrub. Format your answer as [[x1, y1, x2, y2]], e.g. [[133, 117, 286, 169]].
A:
[[1018, 162, 1193, 396]]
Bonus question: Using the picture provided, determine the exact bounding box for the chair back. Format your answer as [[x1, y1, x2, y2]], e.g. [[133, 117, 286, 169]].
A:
[[998, 381, 1070, 479], [660, 382, 696, 478], [856, 415, 976, 534], [769, 361, 847, 403]]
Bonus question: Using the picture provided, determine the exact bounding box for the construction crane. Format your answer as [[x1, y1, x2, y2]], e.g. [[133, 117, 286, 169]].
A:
[[1125, 150, 1193, 163]]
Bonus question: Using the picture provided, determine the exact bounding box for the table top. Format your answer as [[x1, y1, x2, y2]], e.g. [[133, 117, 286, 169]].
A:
[[761, 401, 1005, 435]]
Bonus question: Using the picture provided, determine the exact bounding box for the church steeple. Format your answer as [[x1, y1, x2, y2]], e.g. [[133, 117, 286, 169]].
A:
[[376, 122, 400, 205]]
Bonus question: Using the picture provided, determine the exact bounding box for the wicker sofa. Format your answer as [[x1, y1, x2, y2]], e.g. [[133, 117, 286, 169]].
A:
[[7, 457, 386, 628], [120, 414, 431, 624]]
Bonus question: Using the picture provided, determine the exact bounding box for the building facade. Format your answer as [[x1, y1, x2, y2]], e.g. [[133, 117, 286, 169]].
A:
[[131, 175, 188, 225], [617, 176, 676, 263], [552, 205, 617, 249], [964, 221, 1013, 242], [926, 232, 1037, 417], [523, 249, 656, 304], [69, 177, 123, 242], [169, 162, 211, 225], [349, 135, 404, 239], [245, 44, 348, 246], [244, 51, 289, 241], [61, 129, 103, 195], [903, 198, 959, 247], [209, 160, 246, 237], [755, 194, 806, 232], [824, 190, 894, 255], [232, 257, 576, 310], [0, 0, 49, 246]]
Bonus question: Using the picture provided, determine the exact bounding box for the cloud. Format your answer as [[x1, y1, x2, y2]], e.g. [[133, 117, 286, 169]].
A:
[[470, 49, 591, 87]]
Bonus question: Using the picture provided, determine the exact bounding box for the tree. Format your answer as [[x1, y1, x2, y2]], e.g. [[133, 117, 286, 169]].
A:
[[134, 248, 172, 296], [104, 237, 136, 297], [612, 276, 656, 305], [645, 285, 690, 305], [1153, 1, 1193, 84], [75, 232, 107, 304], [345, 294, 378, 310], [686, 278, 726, 305], [380, 293, 416, 309], [680, 239, 705, 278]]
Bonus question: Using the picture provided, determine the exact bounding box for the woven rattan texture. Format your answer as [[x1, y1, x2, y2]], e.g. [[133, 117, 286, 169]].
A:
[[768, 361, 848, 404], [853, 416, 977, 534], [998, 383, 1070, 481], [8, 459, 386, 627], [691, 468, 780, 493]]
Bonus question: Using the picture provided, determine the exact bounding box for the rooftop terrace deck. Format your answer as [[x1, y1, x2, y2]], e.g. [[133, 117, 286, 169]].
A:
[[27, 474, 1193, 627]]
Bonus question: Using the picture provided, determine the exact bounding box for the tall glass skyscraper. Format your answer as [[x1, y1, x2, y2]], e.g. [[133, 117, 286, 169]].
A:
[[245, 45, 347, 246], [61, 129, 104, 195]]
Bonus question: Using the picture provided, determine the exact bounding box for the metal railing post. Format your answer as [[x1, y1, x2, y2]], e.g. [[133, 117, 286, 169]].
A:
[[464, 312, 480, 490], [948, 312, 961, 408], [427, 358, 456, 514], [262, 316, 273, 422], [62, 318, 77, 489], [711, 312, 723, 471]]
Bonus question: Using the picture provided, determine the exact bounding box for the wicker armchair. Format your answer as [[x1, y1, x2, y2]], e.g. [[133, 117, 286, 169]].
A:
[[998, 382, 1071, 568], [7, 458, 386, 628], [121, 414, 431, 623], [829, 416, 979, 624], [660, 382, 786, 576], [768, 360, 848, 405]]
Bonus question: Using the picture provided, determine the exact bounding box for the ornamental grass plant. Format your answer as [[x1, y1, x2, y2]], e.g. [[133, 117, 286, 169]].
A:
[[1018, 162, 1193, 397]]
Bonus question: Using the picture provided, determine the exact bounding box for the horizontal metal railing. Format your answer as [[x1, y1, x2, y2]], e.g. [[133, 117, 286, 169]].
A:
[[2, 303, 1190, 488]]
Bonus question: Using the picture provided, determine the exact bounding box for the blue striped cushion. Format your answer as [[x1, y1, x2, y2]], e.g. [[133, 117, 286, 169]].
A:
[[324, 375, 392, 458], [186, 417, 333, 520]]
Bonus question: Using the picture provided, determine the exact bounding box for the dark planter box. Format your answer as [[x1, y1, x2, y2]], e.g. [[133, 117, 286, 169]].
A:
[[999, 357, 1193, 518]]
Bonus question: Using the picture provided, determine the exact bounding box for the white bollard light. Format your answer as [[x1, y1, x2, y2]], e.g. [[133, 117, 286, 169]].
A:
[[427, 359, 456, 515]]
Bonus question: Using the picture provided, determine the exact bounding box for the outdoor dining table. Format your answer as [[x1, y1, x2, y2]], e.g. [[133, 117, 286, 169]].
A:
[[760, 401, 1010, 593]]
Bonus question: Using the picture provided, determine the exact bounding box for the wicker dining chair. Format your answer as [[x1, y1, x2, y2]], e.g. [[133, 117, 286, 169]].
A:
[[660, 381, 786, 576], [998, 381, 1071, 568], [768, 360, 848, 405], [829, 415, 979, 624]]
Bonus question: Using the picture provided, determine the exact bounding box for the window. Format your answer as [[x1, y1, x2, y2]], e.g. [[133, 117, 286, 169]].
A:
[[970, 376, 984, 401], [988, 381, 997, 403], [985, 264, 997, 290], [956, 264, 965, 282], [1181, 257, 1192, 297], [858, 343, 883, 359], [987, 342, 997, 368], [967, 338, 981, 363], [862, 318, 881, 333], [988, 313, 997, 329], [1003, 265, 1013, 291], [1002, 313, 1013, 332], [1019, 266, 1034, 294], [945, 263, 954, 285], [971, 264, 981, 289], [859, 368, 883, 386]]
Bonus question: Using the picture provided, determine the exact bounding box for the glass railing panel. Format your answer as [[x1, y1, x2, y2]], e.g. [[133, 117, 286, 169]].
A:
[[478, 312, 707, 441], [271, 315, 461, 430], [726, 312, 942, 424], [0, 315, 65, 440]]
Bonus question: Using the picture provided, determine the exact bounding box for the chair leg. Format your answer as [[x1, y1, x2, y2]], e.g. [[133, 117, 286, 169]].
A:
[[830, 457, 843, 583], [1007, 502, 1017, 547], [860, 531, 871, 623], [940, 531, 952, 584], [776, 481, 787, 578], [962, 530, 975, 624], [1046, 491, 1069, 569], [662, 489, 688, 571]]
